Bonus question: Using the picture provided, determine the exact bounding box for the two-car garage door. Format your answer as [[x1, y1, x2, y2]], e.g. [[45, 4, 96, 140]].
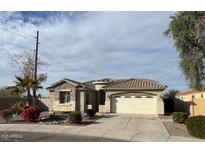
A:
[[111, 95, 157, 114]]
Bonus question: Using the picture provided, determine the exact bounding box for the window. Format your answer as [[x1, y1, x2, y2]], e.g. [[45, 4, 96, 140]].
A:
[[201, 94, 203, 98], [135, 96, 142, 98], [59, 91, 70, 104], [124, 96, 131, 98], [145, 96, 154, 98], [114, 96, 121, 98], [192, 95, 195, 99]]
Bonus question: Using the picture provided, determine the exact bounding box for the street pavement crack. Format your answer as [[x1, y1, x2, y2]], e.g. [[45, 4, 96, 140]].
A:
[[101, 127, 115, 137], [123, 118, 131, 130], [129, 131, 141, 141], [165, 135, 171, 142]]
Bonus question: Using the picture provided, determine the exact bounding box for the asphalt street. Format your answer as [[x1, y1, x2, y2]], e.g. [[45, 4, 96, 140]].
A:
[[0, 131, 125, 142]]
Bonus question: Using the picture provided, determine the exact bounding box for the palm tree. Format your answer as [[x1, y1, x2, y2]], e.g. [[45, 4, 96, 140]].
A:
[[6, 85, 24, 96], [14, 75, 33, 105], [8, 74, 47, 105]]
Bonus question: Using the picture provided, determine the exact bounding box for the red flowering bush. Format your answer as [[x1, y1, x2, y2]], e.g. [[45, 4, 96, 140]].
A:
[[21, 105, 42, 122]]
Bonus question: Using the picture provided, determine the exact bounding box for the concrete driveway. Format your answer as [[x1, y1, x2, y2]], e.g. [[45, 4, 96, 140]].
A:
[[77, 114, 170, 141]]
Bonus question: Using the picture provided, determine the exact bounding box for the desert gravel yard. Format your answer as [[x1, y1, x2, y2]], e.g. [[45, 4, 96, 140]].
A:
[[0, 111, 103, 125], [159, 115, 192, 138]]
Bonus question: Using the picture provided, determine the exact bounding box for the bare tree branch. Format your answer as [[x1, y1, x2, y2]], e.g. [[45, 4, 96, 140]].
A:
[[9, 50, 46, 78]]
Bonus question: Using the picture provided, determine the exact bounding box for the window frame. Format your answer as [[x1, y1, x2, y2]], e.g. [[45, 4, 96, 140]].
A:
[[124, 96, 132, 98], [192, 95, 195, 99], [114, 96, 121, 99], [135, 96, 143, 98], [145, 96, 154, 98], [59, 91, 71, 104]]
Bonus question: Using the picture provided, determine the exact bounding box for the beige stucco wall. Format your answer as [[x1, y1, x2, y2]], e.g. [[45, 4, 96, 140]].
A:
[[99, 90, 164, 114], [49, 81, 76, 112], [179, 91, 205, 102], [79, 91, 85, 113], [98, 105, 107, 112], [38, 98, 53, 111], [53, 101, 75, 112], [94, 84, 105, 91], [93, 81, 109, 90], [189, 98, 205, 116], [156, 92, 164, 114]]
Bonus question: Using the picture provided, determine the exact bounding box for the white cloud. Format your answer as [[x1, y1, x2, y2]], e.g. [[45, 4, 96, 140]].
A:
[[0, 11, 187, 96]]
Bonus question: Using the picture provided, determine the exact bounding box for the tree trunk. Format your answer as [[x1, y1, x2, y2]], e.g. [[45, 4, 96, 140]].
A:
[[32, 87, 38, 105], [26, 88, 32, 106], [33, 87, 36, 99]]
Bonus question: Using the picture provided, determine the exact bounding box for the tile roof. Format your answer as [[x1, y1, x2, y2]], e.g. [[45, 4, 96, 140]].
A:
[[178, 89, 205, 96], [103, 78, 167, 90], [47, 78, 94, 90], [47, 78, 167, 91], [83, 80, 95, 89]]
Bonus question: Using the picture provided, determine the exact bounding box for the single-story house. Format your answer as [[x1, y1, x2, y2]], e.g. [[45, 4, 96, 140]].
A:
[[178, 90, 205, 116], [46, 78, 167, 114]]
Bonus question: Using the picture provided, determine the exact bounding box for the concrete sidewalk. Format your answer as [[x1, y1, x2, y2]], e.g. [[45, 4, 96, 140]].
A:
[[0, 114, 204, 142]]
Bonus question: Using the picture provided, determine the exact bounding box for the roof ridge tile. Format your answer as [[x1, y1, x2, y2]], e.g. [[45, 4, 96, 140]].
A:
[[103, 79, 134, 88]]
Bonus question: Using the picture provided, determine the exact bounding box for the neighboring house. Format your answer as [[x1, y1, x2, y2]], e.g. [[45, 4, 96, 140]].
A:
[[179, 90, 205, 101], [178, 90, 205, 116], [46, 78, 167, 114]]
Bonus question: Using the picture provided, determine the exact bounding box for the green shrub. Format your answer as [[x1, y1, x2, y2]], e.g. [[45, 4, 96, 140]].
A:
[[2, 101, 25, 122], [172, 112, 188, 124], [68, 111, 82, 124], [11, 101, 25, 114], [86, 109, 96, 117], [185, 116, 205, 139]]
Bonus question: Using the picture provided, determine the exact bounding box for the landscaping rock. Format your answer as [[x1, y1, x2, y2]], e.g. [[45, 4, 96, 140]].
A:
[[162, 121, 192, 137], [39, 111, 53, 120], [8, 114, 26, 123]]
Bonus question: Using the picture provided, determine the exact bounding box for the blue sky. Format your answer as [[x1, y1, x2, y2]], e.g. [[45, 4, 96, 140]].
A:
[[0, 11, 188, 96]]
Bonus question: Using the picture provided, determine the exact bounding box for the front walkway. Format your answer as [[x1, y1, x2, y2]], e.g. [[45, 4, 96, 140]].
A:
[[0, 114, 204, 142]]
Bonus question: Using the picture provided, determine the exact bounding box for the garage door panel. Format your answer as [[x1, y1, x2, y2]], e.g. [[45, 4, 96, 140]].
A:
[[112, 95, 157, 114]]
